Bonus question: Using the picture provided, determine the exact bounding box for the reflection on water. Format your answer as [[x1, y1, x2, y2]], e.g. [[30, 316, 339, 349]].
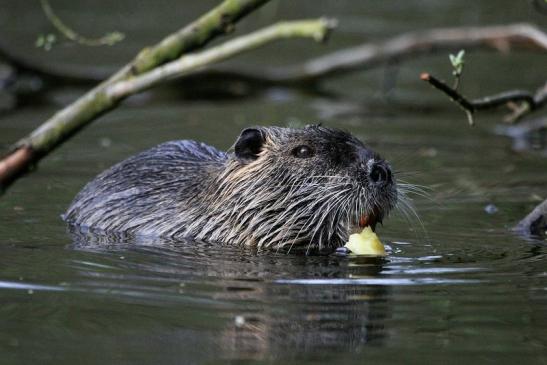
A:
[[220, 284, 390, 360], [8, 227, 543, 362], [69, 232, 392, 359], [1, 215, 546, 363]]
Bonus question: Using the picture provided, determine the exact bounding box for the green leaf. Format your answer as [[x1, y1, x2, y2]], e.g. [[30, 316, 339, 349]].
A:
[[35, 35, 45, 47], [449, 49, 465, 76]]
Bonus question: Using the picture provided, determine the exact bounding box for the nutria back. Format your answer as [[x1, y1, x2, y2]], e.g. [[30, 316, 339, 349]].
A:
[[65, 126, 398, 252]]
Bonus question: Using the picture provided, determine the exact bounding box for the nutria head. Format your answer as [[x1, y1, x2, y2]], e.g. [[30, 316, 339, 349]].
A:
[[188, 125, 398, 253]]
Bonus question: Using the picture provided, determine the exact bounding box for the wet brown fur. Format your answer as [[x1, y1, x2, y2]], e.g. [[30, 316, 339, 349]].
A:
[[64, 125, 397, 253]]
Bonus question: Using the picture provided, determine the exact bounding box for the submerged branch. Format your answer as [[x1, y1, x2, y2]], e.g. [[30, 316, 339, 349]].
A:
[[514, 199, 547, 237]]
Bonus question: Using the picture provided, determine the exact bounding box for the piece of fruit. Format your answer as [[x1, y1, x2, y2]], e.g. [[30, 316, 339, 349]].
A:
[[344, 226, 386, 256]]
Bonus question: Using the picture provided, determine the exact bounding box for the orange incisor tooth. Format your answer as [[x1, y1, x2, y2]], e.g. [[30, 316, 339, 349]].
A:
[[359, 214, 369, 228]]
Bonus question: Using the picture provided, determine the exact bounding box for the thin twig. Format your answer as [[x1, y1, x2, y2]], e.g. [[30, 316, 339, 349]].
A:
[[420, 73, 546, 125], [420, 73, 475, 111], [452, 73, 462, 91], [506, 81, 547, 122], [420, 73, 476, 125], [39, 0, 124, 47]]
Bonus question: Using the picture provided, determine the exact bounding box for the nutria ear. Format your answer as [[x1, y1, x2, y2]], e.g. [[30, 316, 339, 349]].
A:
[[234, 128, 265, 163]]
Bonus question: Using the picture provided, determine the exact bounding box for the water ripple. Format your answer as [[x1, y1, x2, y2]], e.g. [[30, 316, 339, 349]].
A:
[[275, 277, 483, 285]]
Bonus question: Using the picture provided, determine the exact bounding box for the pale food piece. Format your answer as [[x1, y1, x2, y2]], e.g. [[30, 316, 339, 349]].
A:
[[344, 226, 386, 256]]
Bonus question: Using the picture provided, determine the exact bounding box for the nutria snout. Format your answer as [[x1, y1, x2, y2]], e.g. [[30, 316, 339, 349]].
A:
[[64, 125, 398, 253]]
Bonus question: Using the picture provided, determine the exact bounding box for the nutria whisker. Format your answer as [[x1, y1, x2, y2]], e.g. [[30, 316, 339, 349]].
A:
[[396, 191, 426, 235], [397, 179, 431, 190], [398, 182, 432, 199]]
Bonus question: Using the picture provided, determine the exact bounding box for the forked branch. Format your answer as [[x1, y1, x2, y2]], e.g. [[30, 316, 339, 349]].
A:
[[0, 15, 334, 193], [421, 73, 546, 125]]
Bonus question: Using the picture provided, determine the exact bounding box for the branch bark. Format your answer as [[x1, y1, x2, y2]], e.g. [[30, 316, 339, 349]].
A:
[[421, 73, 546, 125], [108, 0, 271, 84], [0, 17, 334, 193], [3, 23, 546, 92], [266, 23, 547, 84], [106, 19, 335, 99], [0, 0, 272, 192]]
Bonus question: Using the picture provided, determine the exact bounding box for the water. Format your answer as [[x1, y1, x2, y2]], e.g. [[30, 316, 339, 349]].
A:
[[1, 1, 546, 364]]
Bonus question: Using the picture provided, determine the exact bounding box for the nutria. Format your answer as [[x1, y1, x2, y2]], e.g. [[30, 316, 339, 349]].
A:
[[64, 125, 398, 253]]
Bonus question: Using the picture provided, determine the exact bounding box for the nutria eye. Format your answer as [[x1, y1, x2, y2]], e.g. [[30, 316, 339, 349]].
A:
[[292, 145, 314, 158]]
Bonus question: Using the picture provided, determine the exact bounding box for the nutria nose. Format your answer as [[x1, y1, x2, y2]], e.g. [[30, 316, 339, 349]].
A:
[[369, 161, 392, 186]]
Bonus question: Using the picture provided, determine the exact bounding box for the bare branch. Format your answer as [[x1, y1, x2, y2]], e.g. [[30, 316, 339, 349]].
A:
[[0, 0, 272, 192], [107, 19, 335, 99], [269, 23, 547, 84], [420, 73, 546, 125], [505, 82, 547, 122], [112, 0, 271, 82], [420, 73, 475, 110], [0, 16, 334, 193], [3, 23, 546, 91]]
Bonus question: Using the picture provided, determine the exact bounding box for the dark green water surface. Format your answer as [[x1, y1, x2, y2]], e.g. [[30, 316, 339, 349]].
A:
[[0, 1, 546, 364]]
